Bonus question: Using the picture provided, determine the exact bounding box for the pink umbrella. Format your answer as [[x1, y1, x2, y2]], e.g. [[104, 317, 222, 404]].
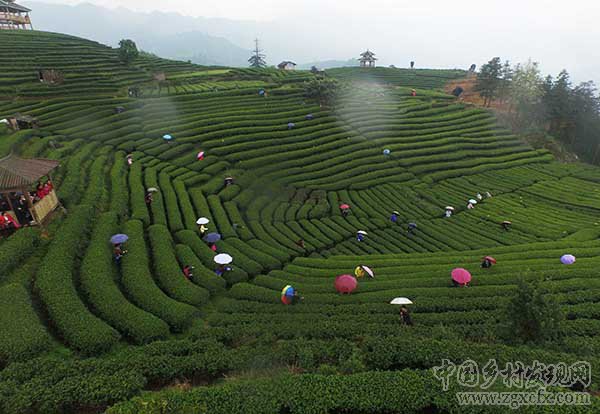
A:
[[451, 268, 472, 285], [335, 274, 358, 294], [339, 204, 350, 210], [197, 151, 205, 160]]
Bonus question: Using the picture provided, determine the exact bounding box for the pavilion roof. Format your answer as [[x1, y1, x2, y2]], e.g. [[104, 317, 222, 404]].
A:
[[0, 154, 59, 192], [0, 0, 31, 12]]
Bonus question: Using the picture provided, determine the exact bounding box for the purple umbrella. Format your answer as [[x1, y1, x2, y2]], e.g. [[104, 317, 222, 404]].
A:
[[561, 254, 576, 265], [203, 233, 222, 243], [110, 234, 129, 244]]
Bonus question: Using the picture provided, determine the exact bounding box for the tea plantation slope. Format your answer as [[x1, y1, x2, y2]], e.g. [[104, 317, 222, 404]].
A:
[[0, 31, 599, 413]]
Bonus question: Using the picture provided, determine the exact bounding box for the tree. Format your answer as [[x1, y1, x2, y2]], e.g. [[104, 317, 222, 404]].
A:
[[497, 60, 513, 103], [248, 39, 267, 68], [118, 39, 139, 65], [501, 279, 563, 344], [475, 57, 503, 107], [304, 78, 342, 107], [509, 60, 543, 127]]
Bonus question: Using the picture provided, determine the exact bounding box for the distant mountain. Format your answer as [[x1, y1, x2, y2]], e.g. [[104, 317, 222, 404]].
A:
[[297, 59, 359, 70], [29, 2, 251, 66]]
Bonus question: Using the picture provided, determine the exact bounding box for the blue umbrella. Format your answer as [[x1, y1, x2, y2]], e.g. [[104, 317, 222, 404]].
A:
[[306, 114, 314, 120], [383, 149, 391, 155], [203, 233, 222, 243], [288, 123, 296, 129], [259, 89, 265, 95], [163, 134, 173, 141], [110, 234, 129, 244], [409, 222, 418, 229]]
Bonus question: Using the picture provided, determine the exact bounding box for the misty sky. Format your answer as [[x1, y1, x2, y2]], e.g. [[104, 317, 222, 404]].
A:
[[34, 0, 600, 85]]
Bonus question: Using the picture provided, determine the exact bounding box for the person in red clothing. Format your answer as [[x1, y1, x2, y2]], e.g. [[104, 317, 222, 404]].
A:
[[1, 212, 20, 229], [183, 265, 194, 280], [36, 182, 45, 200], [411, 89, 417, 97]]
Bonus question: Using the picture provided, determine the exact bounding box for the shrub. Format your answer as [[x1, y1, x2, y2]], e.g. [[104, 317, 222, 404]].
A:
[[128, 162, 150, 225], [33, 205, 121, 355], [147, 224, 210, 306], [79, 212, 170, 343], [0, 228, 40, 282], [0, 283, 52, 364], [121, 220, 198, 331]]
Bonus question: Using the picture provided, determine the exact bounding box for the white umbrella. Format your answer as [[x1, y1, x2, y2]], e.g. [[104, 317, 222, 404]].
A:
[[147, 187, 159, 193], [468, 199, 478, 205], [357, 230, 368, 235], [214, 253, 233, 265], [445, 206, 455, 211], [196, 217, 210, 225], [392, 210, 400, 215], [361, 265, 375, 278], [0, 119, 8, 124], [390, 297, 413, 305]]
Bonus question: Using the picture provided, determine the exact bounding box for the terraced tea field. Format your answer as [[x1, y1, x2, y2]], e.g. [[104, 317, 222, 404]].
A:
[[1, 31, 599, 413]]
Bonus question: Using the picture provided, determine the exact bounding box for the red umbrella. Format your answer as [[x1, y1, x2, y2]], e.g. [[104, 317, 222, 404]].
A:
[[339, 204, 350, 210], [335, 274, 357, 294], [483, 256, 497, 264], [451, 268, 472, 285]]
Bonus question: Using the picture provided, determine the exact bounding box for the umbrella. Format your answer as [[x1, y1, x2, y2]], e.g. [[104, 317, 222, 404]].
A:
[[204, 233, 222, 243], [390, 297, 413, 305], [468, 199, 478, 205], [225, 177, 234, 181], [147, 187, 159, 193], [357, 230, 368, 235], [502, 221, 512, 225], [306, 114, 314, 120], [197, 151, 205, 160], [281, 285, 295, 297], [163, 134, 173, 141], [288, 122, 296, 129], [445, 206, 455, 211], [561, 254, 576, 265], [214, 253, 233, 265], [259, 89, 265, 95], [196, 217, 210, 225], [110, 234, 129, 244], [451, 268, 472, 284], [483, 256, 497, 264], [393, 210, 400, 215], [361, 265, 374, 278], [409, 222, 417, 228], [339, 204, 350, 210], [383, 149, 391, 155], [335, 274, 358, 294]]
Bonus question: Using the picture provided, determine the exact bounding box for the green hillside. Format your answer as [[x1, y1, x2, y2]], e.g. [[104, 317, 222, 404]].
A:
[[0, 31, 599, 413]]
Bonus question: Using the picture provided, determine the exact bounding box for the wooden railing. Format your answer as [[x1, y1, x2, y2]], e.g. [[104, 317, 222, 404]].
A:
[[0, 13, 30, 24], [31, 190, 59, 224]]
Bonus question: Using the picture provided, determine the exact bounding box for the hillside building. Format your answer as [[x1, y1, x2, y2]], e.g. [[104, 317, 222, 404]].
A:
[[0, 0, 33, 30], [277, 61, 297, 71], [359, 50, 377, 68]]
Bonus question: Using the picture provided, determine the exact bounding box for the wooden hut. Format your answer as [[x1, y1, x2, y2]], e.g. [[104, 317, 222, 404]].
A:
[[0, 154, 60, 228], [0, 0, 32, 30], [5, 114, 38, 131], [277, 61, 297, 71], [359, 50, 377, 68]]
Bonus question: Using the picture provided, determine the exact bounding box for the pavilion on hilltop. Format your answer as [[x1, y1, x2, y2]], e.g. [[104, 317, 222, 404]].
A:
[[359, 50, 377, 68], [0, 0, 32, 30]]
